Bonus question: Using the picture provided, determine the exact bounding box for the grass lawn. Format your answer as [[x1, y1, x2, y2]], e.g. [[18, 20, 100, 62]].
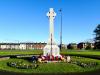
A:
[[0, 50, 42, 56], [0, 49, 100, 73], [0, 49, 100, 57], [0, 57, 100, 73], [61, 50, 100, 56]]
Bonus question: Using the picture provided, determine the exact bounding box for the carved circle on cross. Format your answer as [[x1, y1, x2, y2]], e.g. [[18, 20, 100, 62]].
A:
[[47, 8, 56, 19]]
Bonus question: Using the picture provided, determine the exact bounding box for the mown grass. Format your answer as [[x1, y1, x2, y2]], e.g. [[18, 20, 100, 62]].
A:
[[0, 49, 100, 56], [0, 57, 100, 73], [0, 50, 42, 56], [0, 49, 100, 73], [61, 50, 100, 56]]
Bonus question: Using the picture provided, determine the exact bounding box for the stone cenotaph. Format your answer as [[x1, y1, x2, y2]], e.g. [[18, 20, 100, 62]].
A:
[[43, 8, 61, 58]]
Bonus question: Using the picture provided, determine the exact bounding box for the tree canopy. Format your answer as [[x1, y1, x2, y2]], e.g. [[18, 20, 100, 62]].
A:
[[94, 24, 100, 49]]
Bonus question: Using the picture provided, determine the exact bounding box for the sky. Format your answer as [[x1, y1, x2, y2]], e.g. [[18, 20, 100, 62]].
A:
[[0, 0, 100, 44]]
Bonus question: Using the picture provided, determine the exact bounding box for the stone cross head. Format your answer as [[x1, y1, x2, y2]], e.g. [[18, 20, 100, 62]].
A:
[[47, 8, 56, 19]]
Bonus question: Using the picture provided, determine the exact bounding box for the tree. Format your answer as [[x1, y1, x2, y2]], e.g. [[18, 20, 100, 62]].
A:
[[67, 43, 77, 49], [67, 44, 73, 49], [77, 42, 84, 49], [85, 42, 91, 50], [94, 24, 100, 49]]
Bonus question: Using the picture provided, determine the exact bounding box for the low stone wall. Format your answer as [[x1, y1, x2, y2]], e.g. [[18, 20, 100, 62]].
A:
[[0, 57, 10, 61]]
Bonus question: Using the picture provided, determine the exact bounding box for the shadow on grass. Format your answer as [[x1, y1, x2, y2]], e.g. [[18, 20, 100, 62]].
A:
[[0, 69, 100, 75]]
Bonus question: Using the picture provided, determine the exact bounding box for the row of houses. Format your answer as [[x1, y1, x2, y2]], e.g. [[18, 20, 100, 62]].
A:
[[66, 42, 94, 49], [0, 42, 46, 50], [0, 42, 95, 50]]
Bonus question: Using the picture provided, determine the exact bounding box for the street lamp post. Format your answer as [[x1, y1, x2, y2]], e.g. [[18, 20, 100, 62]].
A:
[[59, 8, 62, 51]]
